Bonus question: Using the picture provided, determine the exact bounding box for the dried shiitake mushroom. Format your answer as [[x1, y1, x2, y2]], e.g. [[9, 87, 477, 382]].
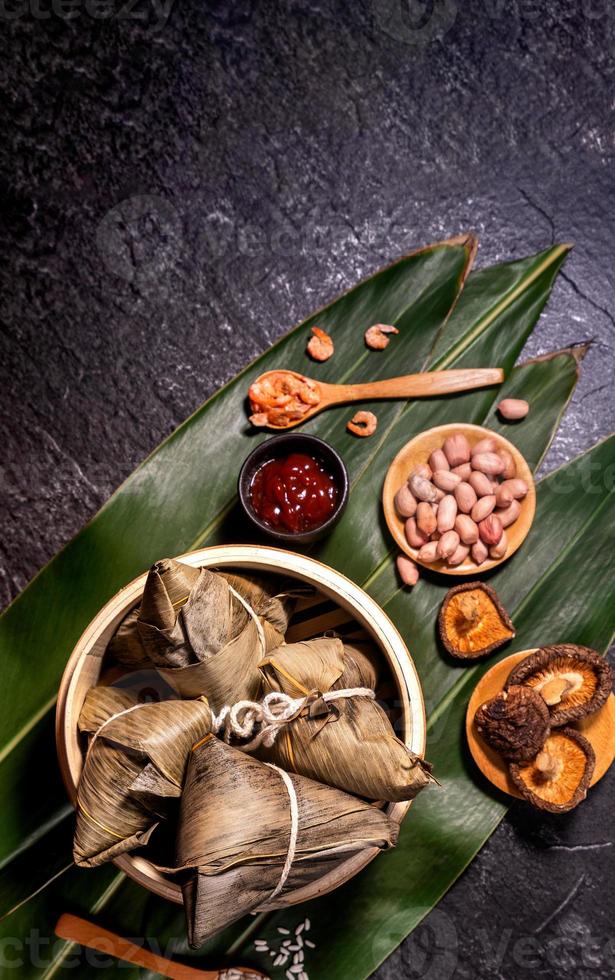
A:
[[509, 728, 595, 813], [439, 582, 515, 659], [506, 644, 613, 726], [474, 685, 550, 762]]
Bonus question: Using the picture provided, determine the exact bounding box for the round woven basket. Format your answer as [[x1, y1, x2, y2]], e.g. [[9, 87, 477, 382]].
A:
[[56, 544, 426, 909]]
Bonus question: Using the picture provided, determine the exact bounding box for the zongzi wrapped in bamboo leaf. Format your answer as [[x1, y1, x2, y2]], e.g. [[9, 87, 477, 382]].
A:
[[256, 637, 434, 801], [109, 560, 300, 709], [218, 570, 301, 650], [106, 606, 146, 668], [77, 686, 138, 732], [174, 736, 398, 946], [74, 688, 212, 868], [138, 560, 203, 665]]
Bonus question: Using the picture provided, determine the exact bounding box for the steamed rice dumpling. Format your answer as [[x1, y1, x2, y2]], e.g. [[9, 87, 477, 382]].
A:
[[255, 637, 433, 801], [174, 736, 398, 947], [106, 607, 145, 669], [74, 687, 212, 868], [109, 560, 300, 708], [219, 570, 300, 651], [137, 560, 203, 666], [77, 685, 137, 731], [108, 560, 222, 670]]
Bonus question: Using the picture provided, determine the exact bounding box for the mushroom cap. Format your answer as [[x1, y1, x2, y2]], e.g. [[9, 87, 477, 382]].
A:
[[439, 581, 515, 659], [474, 685, 550, 761], [509, 728, 595, 813], [506, 644, 613, 726]]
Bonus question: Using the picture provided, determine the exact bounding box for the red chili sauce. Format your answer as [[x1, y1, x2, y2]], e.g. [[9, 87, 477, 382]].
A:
[[249, 452, 339, 533]]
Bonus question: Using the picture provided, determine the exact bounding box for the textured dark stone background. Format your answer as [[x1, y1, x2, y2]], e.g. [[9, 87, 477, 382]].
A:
[[0, 1, 613, 978]]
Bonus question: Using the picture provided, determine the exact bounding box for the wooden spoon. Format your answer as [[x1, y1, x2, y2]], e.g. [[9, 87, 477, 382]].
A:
[[249, 367, 504, 430], [55, 914, 268, 980]]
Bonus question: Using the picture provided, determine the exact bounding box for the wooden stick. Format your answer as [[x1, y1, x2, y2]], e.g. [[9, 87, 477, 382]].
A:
[[55, 914, 267, 980], [324, 368, 504, 403]]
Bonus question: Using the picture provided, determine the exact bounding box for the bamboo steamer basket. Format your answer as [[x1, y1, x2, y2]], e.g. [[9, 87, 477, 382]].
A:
[[56, 544, 426, 909]]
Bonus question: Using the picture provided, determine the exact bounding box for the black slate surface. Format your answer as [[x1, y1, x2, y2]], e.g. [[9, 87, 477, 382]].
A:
[[1, 2, 614, 978]]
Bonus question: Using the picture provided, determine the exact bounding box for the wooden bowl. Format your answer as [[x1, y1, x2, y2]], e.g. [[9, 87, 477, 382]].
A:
[[466, 650, 615, 797], [382, 423, 536, 575], [56, 544, 426, 909]]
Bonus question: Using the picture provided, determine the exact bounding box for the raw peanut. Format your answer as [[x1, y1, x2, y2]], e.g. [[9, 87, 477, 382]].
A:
[[471, 452, 505, 476], [495, 483, 514, 508], [432, 469, 461, 492], [395, 484, 418, 518], [437, 530, 460, 559], [478, 514, 503, 546], [498, 398, 529, 420], [443, 433, 471, 467], [434, 487, 446, 502], [454, 481, 478, 514], [417, 541, 439, 563], [437, 494, 458, 533], [471, 494, 496, 523], [451, 463, 472, 480], [489, 530, 509, 560], [429, 448, 450, 472], [498, 448, 516, 480], [471, 540, 489, 565], [447, 544, 470, 567], [468, 470, 495, 498], [412, 462, 433, 480], [417, 501, 437, 537], [409, 473, 438, 503], [405, 517, 429, 549], [496, 499, 521, 528], [396, 554, 419, 586], [471, 437, 498, 456], [454, 514, 479, 545], [499, 478, 528, 500]]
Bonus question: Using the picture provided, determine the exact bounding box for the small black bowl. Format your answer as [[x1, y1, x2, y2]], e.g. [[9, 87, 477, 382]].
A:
[[238, 433, 349, 544]]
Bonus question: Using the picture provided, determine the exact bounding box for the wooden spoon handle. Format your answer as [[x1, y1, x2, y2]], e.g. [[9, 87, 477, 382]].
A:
[[333, 368, 504, 402], [54, 914, 245, 979]]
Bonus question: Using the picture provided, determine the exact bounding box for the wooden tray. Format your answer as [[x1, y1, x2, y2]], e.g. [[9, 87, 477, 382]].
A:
[[56, 544, 426, 909], [466, 650, 615, 797]]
